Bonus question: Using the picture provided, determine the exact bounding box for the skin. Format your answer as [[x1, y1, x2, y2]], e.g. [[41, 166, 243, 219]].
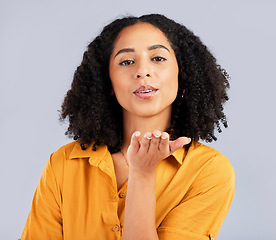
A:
[[109, 22, 191, 240], [109, 22, 179, 120]]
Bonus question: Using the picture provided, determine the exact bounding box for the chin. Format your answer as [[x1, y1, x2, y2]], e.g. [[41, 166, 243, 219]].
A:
[[135, 106, 172, 118]]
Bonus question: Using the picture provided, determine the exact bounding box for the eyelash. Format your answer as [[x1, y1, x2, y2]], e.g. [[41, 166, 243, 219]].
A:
[[119, 59, 134, 66], [152, 56, 167, 62], [119, 56, 167, 66]]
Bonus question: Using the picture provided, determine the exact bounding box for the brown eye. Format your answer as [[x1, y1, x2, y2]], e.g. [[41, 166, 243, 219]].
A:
[[119, 59, 134, 66], [152, 56, 167, 62]]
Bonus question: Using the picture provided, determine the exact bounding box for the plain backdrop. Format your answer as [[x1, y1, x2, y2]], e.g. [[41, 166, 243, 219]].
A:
[[1, 0, 276, 239]]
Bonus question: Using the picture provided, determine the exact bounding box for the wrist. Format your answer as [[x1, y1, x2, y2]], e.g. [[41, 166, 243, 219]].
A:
[[129, 167, 157, 180]]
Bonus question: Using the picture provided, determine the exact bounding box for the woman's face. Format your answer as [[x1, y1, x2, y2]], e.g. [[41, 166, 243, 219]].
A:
[[109, 22, 179, 119]]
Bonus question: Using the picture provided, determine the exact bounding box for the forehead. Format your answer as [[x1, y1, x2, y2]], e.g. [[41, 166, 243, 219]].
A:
[[113, 22, 171, 49]]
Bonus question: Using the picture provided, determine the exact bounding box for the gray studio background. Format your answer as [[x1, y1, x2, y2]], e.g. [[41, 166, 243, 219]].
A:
[[1, 0, 275, 239]]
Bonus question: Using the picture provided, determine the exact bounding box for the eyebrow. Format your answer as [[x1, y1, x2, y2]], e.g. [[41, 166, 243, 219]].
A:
[[114, 44, 170, 59], [148, 44, 170, 52], [114, 48, 134, 58]]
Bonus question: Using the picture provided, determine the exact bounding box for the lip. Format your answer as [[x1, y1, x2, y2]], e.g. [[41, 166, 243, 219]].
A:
[[133, 85, 158, 99]]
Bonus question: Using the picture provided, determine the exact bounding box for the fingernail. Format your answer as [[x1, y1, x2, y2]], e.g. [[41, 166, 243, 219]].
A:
[[144, 132, 152, 140], [161, 132, 169, 139], [133, 131, 140, 137], [153, 131, 161, 138]]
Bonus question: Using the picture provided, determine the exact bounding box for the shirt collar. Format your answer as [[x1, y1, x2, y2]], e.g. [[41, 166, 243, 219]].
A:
[[69, 142, 186, 165], [172, 147, 185, 165], [69, 142, 109, 166]]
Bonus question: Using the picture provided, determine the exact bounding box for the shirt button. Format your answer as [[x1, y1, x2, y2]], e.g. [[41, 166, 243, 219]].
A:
[[119, 191, 126, 198], [112, 224, 121, 232]]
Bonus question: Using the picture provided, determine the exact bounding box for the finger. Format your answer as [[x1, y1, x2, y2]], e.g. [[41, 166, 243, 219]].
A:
[[159, 132, 170, 151], [148, 130, 161, 151], [139, 132, 152, 153], [169, 137, 191, 153], [129, 131, 141, 153]]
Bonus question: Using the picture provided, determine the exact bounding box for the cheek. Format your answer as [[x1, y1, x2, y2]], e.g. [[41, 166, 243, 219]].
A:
[[109, 74, 128, 105], [170, 81, 179, 101], [111, 77, 125, 95], [171, 63, 179, 89], [109, 70, 120, 91], [165, 65, 179, 88], [109, 63, 120, 89], [109, 65, 128, 89], [165, 66, 179, 100]]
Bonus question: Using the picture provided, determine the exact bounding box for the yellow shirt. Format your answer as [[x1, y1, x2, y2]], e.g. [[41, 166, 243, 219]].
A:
[[20, 141, 234, 240]]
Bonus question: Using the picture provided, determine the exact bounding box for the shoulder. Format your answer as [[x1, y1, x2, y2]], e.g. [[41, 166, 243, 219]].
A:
[[185, 142, 235, 185], [45, 141, 79, 177], [51, 141, 79, 160], [179, 142, 235, 209], [48, 141, 109, 171]]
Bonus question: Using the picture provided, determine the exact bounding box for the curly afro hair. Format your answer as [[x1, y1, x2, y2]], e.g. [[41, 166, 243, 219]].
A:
[[60, 14, 230, 153]]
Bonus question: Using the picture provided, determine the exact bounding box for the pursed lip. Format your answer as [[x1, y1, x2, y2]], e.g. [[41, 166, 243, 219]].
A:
[[133, 85, 158, 99], [133, 85, 158, 93]]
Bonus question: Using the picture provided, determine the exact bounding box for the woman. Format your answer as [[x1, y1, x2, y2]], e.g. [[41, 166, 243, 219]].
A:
[[20, 14, 234, 240]]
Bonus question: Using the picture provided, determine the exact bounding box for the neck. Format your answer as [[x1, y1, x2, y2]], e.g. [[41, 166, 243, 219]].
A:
[[121, 108, 171, 151]]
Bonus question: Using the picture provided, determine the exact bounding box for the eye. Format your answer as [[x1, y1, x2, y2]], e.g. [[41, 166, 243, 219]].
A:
[[119, 59, 134, 66], [152, 56, 167, 62]]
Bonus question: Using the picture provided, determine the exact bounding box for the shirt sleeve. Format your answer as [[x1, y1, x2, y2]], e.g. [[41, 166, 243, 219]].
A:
[[157, 154, 235, 240], [20, 154, 63, 240]]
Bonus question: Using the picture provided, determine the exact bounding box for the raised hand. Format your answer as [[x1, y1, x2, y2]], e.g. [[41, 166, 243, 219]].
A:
[[126, 130, 191, 174]]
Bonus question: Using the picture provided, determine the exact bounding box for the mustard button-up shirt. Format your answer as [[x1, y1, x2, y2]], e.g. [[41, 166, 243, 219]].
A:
[[20, 141, 234, 240]]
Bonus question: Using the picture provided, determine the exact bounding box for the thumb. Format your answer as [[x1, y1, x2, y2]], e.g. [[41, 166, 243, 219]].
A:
[[169, 137, 191, 154]]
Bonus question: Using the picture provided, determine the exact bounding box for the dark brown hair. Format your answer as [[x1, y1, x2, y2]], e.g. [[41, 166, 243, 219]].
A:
[[60, 14, 230, 153]]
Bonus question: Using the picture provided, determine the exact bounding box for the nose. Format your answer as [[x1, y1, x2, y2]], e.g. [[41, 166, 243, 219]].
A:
[[135, 59, 151, 79], [137, 73, 150, 78]]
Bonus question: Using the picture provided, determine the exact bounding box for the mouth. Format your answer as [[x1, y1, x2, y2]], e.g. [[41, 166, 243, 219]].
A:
[[133, 85, 158, 99]]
